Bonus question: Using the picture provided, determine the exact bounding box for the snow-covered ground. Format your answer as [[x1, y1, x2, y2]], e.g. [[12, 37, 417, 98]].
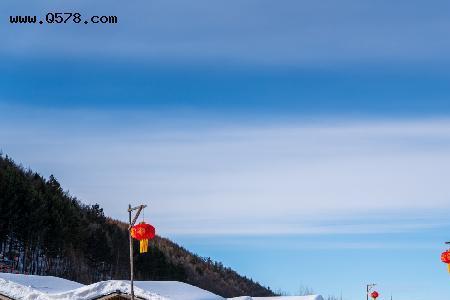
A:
[[0, 273, 323, 300]]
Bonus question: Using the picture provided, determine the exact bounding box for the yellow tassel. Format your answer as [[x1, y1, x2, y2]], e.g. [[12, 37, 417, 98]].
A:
[[140, 239, 149, 253], [447, 264, 450, 273]]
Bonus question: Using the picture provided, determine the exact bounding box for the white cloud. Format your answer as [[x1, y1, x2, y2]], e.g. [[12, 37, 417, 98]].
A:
[[1, 107, 450, 235]]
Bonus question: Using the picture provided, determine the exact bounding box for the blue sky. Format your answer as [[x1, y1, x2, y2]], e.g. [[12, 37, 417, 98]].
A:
[[2, 1, 450, 299]]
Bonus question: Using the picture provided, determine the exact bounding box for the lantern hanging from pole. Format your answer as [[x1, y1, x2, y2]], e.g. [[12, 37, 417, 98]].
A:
[[131, 222, 155, 253], [370, 291, 379, 300], [441, 250, 450, 273]]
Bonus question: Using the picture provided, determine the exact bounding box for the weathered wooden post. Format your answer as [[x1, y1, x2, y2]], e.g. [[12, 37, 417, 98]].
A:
[[366, 284, 376, 300], [128, 204, 147, 300]]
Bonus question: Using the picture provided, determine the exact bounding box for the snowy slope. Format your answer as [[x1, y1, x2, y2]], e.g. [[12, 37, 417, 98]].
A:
[[0, 273, 323, 300]]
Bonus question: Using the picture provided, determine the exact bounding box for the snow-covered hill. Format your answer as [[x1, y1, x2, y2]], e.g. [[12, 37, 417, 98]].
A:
[[0, 273, 323, 300]]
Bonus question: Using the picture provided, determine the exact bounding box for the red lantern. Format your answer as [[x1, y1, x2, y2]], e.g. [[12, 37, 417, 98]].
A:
[[131, 222, 155, 253], [441, 250, 450, 272], [370, 291, 379, 299]]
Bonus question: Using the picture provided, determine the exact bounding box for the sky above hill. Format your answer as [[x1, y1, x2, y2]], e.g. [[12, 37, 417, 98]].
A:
[[2, 1, 450, 299]]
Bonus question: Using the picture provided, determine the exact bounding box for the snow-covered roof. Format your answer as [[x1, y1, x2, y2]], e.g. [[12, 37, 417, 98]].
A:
[[0, 273, 84, 294], [0, 273, 323, 300], [230, 297, 324, 300]]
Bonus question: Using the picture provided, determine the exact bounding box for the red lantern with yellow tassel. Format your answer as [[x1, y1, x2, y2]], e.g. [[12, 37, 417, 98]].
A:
[[441, 250, 450, 273], [131, 222, 155, 253], [370, 291, 379, 300]]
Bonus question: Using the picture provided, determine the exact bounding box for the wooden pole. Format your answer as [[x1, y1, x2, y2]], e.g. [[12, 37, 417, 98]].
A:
[[366, 284, 376, 300], [128, 204, 147, 300], [129, 204, 134, 300]]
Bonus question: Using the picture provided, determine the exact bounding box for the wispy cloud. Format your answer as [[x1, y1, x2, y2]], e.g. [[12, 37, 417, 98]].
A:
[[1, 106, 450, 236], [2, 0, 450, 66]]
